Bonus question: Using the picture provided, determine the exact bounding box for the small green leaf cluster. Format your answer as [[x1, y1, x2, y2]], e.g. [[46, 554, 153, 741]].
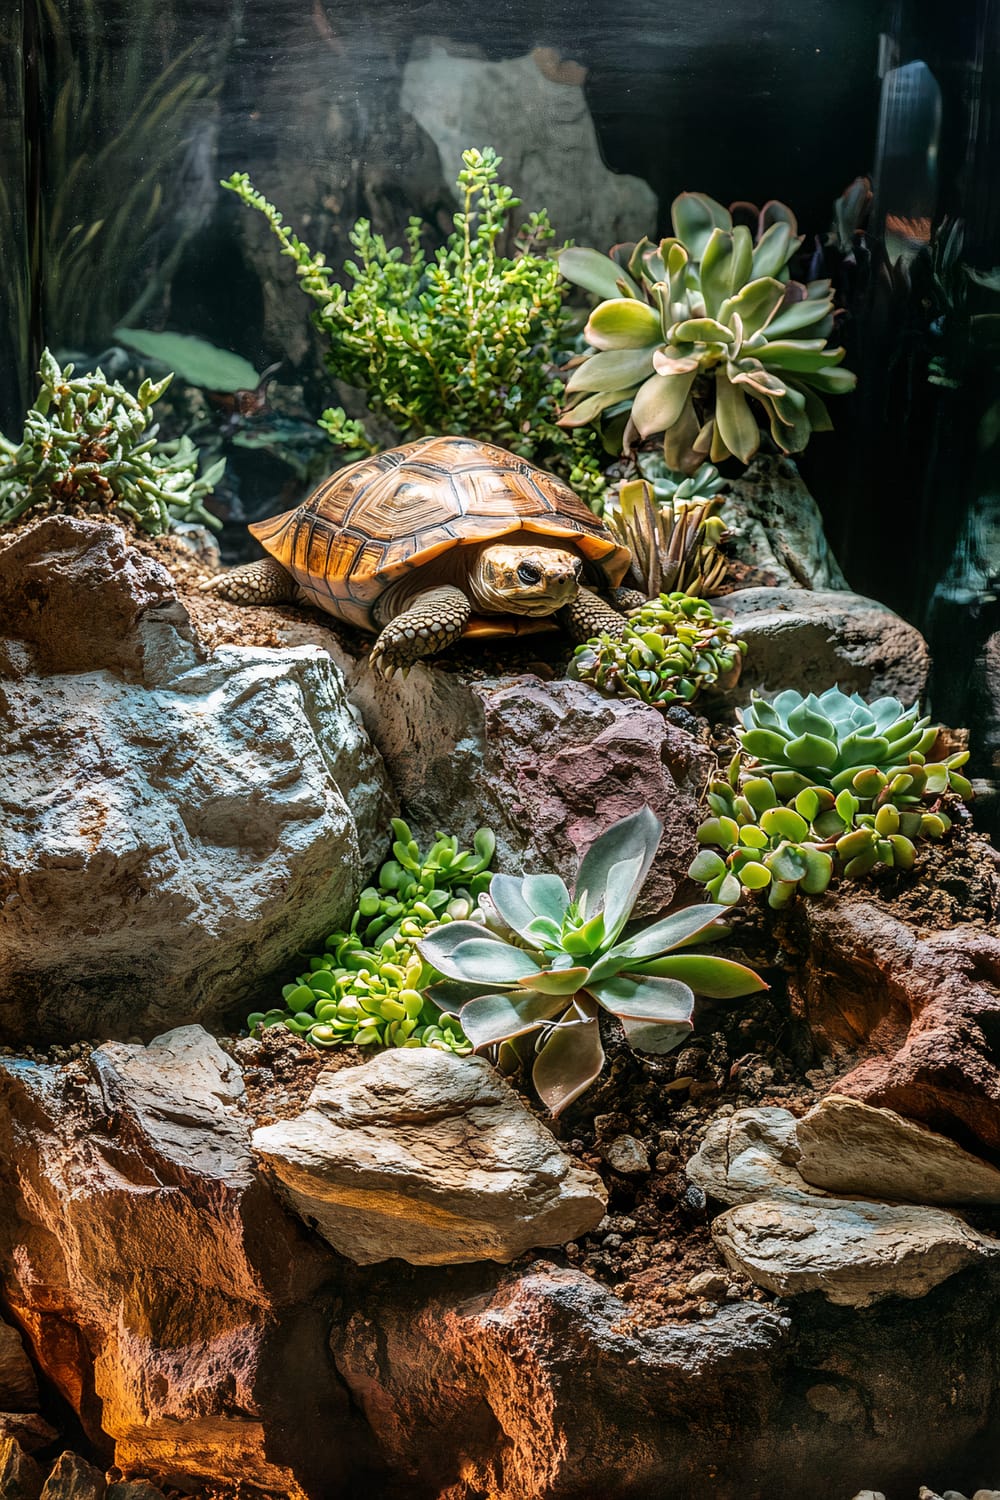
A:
[[689, 688, 973, 908], [418, 807, 765, 1114], [568, 593, 745, 709], [222, 149, 605, 501], [558, 194, 856, 473], [0, 349, 224, 535], [247, 821, 496, 1051]]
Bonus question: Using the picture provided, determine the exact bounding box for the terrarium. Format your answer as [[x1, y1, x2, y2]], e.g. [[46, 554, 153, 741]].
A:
[[1, 2, 999, 1499]]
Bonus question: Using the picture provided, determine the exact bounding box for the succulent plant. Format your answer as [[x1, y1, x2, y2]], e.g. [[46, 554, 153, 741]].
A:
[[247, 821, 495, 1052], [557, 193, 856, 472], [0, 350, 224, 535], [568, 593, 745, 709], [604, 476, 731, 598], [689, 688, 973, 908], [417, 807, 766, 1113]]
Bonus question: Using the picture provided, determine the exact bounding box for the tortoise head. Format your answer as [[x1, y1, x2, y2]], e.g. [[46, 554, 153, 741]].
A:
[[470, 543, 583, 616]]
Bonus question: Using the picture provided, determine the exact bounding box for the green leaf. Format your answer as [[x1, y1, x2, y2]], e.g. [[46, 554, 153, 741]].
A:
[[460, 990, 566, 1048], [699, 228, 736, 318], [600, 902, 731, 969], [488, 873, 538, 941], [588, 971, 695, 1024], [417, 920, 503, 968], [768, 844, 810, 883], [630, 370, 698, 439], [584, 299, 663, 349], [558, 246, 642, 300], [760, 806, 810, 841], [801, 848, 834, 893], [520, 966, 592, 995], [114, 327, 260, 392], [532, 1006, 605, 1114], [738, 861, 772, 890], [671, 317, 735, 345], [620, 1017, 693, 1054], [635, 953, 769, 997], [442, 938, 543, 985], [522, 873, 571, 924], [783, 733, 840, 770], [750, 220, 794, 278], [718, 277, 786, 338], [565, 347, 657, 394], [714, 371, 760, 464], [688, 849, 727, 883], [671, 192, 732, 260], [573, 807, 661, 922]]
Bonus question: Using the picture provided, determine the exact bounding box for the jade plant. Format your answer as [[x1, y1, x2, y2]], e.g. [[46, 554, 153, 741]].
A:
[[689, 688, 973, 908], [222, 148, 606, 501], [247, 821, 495, 1051], [604, 475, 731, 598], [0, 349, 224, 535], [557, 193, 856, 472], [418, 807, 766, 1113], [569, 592, 745, 709]]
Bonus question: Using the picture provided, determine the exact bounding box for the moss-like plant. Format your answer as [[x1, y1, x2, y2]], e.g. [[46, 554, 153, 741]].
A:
[[689, 688, 973, 907], [247, 821, 496, 1052], [0, 350, 224, 535], [558, 193, 856, 472], [222, 147, 605, 501], [604, 476, 730, 598], [569, 593, 745, 709], [418, 807, 766, 1113]]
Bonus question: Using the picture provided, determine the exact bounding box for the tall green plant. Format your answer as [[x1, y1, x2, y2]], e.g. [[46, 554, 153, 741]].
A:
[[222, 148, 605, 499]]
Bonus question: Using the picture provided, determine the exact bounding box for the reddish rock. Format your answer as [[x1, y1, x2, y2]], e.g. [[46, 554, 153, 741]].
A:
[[787, 898, 1000, 1155], [0, 516, 195, 680], [0, 1026, 381, 1497]]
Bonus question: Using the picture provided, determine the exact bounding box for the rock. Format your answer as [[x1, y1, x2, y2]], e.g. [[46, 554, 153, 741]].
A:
[[252, 1050, 606, 1265], [0, 1025, 377, 1497], [324, 658, 715, 917], [599, 1135, 650, 1176], [39, 1452, 107, 1499], [713, 1197, 999, 1308], [0, 518, 395, 1044], [0, 1416, 58, 1455], [787, 899, 1000, 1157], [715, 586, 931, 706], [796, 1095, 1000, 1206], [0, 1436, 44, 1500], [0, 1320, 38, 1411], [0, 516, 193, 681], [721, 454, 850, 591], [685, 1106, 827, 1205], [401, 41, 657, 246], [105, 1484, 166, 1500], [686, 1270, 729, 1300]]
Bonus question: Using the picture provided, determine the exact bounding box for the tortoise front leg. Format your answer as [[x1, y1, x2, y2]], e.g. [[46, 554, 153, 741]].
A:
[[369, 585, 472, 678], [559, 584, 631, 643], [614, 584, 649, 612], [200, 556, 297, 605]]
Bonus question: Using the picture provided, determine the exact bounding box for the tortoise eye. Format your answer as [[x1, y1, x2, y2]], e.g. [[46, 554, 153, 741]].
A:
[[517, 562, 542, 585]]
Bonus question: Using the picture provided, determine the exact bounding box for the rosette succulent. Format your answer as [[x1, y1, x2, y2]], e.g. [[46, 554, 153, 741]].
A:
[[557, 193, 856, 472], [689, 688, 973, 907], [248, 821, 495, 1051], [417, 807, 766, 1113], [569, 592, 745, 709], [604, 475, 730, 597]]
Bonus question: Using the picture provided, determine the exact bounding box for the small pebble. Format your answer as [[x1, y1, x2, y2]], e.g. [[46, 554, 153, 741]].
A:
[[686, 1270, 729, 1300], [600, 1135, 650, 1175]]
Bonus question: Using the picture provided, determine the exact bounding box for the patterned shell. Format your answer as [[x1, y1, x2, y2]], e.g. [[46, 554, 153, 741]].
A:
[[249, 435, 631, 632]]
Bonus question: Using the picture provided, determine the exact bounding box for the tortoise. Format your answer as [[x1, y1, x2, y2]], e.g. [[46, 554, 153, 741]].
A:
[[203, 435, 642, 675]]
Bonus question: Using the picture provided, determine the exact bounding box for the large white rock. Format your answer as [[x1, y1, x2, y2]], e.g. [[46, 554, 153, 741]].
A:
[[685, 1107, 829, 1206], [796, 1095, 1000, 1206], [0, 518, 395, 1043], [253, 1049, 608, 1265], [713, 1197, 999, 1308]]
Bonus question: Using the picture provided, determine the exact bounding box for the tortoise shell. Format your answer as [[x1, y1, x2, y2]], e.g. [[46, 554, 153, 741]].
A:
[[249, 435, 631, 634]]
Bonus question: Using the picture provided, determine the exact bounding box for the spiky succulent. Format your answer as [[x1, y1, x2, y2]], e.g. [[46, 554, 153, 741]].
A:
[[0, 349, 224, 535], [689, 688, 973, 907], [247, 821, 495, 1052], [604, 476, 730, 598], [418, 807, 766, 1113], [557, 193, 856, 472], [569, 593, 745, 709]]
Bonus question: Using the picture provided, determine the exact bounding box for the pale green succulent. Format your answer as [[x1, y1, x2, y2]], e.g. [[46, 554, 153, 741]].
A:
[[558, 193, 856, 472], [569, 592, 745, 709], [418, 808, 765, 1113], [689, 688, 973, 908], [604, 476, 731, 598]]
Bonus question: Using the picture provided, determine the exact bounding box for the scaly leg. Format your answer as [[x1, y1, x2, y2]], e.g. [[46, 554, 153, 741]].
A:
[[370, 585, 472, 678], [200, 556, 297, 605], [559, 584, 630, 643], [614, 585, 649, 612]]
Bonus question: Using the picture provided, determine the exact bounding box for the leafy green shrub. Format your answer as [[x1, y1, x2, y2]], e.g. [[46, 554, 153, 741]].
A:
[[689, 688, 973, 908], [247, 821, 495, 1051], [558, 193, 856, 472], [0, 350, 224, 535], [418, 807, 765, 1113], [568, 592, 745, 708], [222, 147, 605, 500]]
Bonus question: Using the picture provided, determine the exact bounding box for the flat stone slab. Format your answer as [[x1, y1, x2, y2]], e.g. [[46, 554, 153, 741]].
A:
[[713, 1197, 999, 1308], [253, 1050, 607, 1265], [685, 1106, 830, 1206], [796, 1095, 1000, 1206]]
